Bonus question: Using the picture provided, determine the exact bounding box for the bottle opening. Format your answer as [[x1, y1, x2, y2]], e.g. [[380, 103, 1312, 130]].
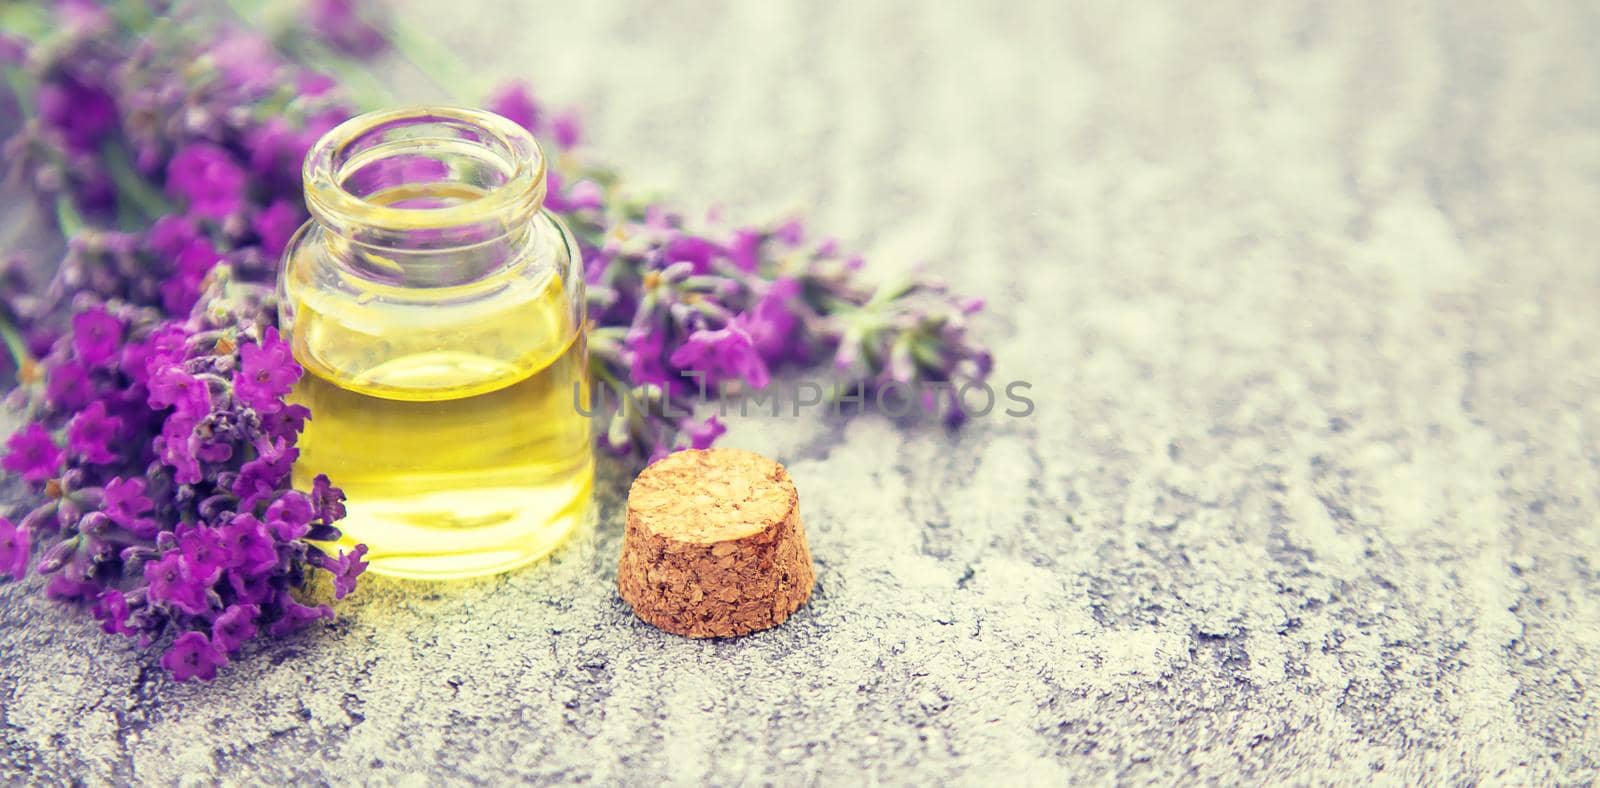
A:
[[302, 107, 547, 286]]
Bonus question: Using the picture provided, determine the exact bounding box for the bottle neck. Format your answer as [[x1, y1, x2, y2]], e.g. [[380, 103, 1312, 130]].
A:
[[302, 107, 547, 288]]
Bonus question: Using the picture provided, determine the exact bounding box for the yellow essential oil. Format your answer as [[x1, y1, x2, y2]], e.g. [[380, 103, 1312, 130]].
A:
[[279, 107, 592, 580]]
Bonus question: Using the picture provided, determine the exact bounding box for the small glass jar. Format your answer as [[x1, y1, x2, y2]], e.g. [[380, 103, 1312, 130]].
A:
[[279, 107, 593, 580]]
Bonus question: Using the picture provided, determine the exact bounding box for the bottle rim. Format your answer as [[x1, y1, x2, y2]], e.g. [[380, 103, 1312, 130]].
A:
[[302, 105, 547, 237]]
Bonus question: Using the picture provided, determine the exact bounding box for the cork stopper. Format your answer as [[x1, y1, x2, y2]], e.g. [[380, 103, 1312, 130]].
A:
[[618, 448, 815, 637]]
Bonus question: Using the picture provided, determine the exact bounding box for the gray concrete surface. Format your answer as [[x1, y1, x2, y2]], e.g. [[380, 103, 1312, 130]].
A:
[[4, 0, 1600, 783]]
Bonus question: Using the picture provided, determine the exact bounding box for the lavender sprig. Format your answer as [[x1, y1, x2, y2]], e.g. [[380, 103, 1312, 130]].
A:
[[1, 275, 364, 681], [487, 82, 995, 459], [0, 0, 994, 681], [2, 1, 369, 682]]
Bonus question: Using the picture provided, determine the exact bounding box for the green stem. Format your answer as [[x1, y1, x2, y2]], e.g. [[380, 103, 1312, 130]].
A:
[[295, 39, 398, 107], [0, 4, 50, 40], [4, 65, 36, 118], [0, 309, 35, 377], [6, 65, 95, 234], [384, 17, 478, 102], [222, 0, 397, 107], [108, 0, 154, 31], [102, 141, 174, 220], [55, 195, 84, 237]]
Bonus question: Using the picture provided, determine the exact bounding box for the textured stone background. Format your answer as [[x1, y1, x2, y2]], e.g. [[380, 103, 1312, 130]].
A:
[[4, 0, 1600, 783]]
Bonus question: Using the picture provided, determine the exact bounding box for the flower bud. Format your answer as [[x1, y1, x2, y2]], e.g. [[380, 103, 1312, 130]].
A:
[[71, 486, 104, 510], [87, 536, 117, 563], [120, 545, 157, 565], [661, 261, 695, 284], [59, 468, 87, 494], [19, 501, 60, 533], [35, 537, 79, 575], [78, 511, 112, 537], [198, 494, 236, 521], [305, 524, 341, 542]]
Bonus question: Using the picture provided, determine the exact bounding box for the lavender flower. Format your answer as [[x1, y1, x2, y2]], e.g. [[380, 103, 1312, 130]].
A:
[[161, 631, 226, 682], [0, 0, 993, 682], [1, 293, 368, 680], [66, 400, 121, 464], [90, 589, 133, 635], [211, 603, 260, 653], [3, 423, 64, 483], [306, 0, 389, 57], [38, 75, 118, 154], [669, 319, 771, 390], [165, 144, 248, 220], [252, 200, 303, 258], [487, 82, 540, 134], [0, 518, 29, 581], [71, 305, 123, 366], [234, 327, 297, 413]]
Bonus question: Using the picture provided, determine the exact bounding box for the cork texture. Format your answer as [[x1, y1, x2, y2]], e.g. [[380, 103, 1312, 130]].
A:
[[618, 449, 815, 637]]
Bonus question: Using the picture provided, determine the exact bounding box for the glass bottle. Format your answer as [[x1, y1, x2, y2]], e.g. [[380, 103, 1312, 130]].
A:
[[278, 107, 593, 580]]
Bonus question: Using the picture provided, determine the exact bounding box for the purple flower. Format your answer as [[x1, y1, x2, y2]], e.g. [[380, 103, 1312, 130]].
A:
[[551, 110, 582, 149], [727, 229, 762, 273], [235, 327, 299, 414], [144, 552, 210, 615], [71, 305, 124, 367], [91, 589, 134, 636], [233, 440, 295, 507], [102, 477, 159, 537], [773, 218, 805, 246], [161, 236, 222, 316], [487, 81, 539, 131], [46, 575, 100, 602], [178, 526, 227, 584], [625, 327, 670, 388], [746, 277, 803, 361], [227, 569, 271, 605], [166, 144, 247, 220], [55, 0, 113, 30], [66, 400, 122, 465], [252, 200, 302, 258], [145, 214, 199, 257], [310, 474, 346, 523], [127, 324, 189, 386], [669, 318, 771, 389], [161, 631, 227, 682], [267, 594, 333, 636], [307, 0, 389, 57], [38, 77, 117, 153], [147, 365, 210, 417], [0, 34, 25, 65], [245, 118, 314, 181], [211, 603, 260, 653], [662, 234, 721, 275], [208, 31, 281, 92], [156, 417, 202, 486], [0, 517, 29, 581], [45, 360, 92, 411], [220, 515, 278, 575], [264, 491, 314, 540], [259, 402, 311, 444], [155, 240, 214, 313], [298, 71, 337, 96], [3, 423, 64, 483], [682, 415, 726, 450], [315, 544, 367, 599], [545, 173, 604, 214]]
